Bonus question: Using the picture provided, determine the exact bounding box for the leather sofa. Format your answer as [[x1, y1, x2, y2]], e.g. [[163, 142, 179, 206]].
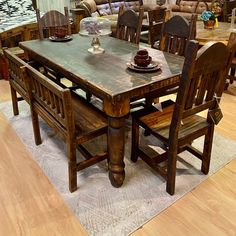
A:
[[75, 0, 162, 34], [76, 0, 161, 18], [169, 0, 223, 20]]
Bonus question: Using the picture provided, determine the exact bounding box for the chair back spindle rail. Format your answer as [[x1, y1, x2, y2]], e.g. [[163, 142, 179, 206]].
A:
[[4, 49, 29, 115], [115, 5, 144, 44], [22, 64, 108, 192], [159, 14, 197, 56], [131, 40, 234, 195]]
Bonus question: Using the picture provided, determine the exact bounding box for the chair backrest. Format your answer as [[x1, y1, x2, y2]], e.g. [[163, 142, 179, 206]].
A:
[[227, 32, 236, 54], [24, 64, 74, 140], [36, 7, 71, 39], [148, 8, 167, 48], [115, 5, 144, 44], [171, 40, 231, 135], [223, 0, 236, 22], [159, 14, 197, 56], [4, 49, 28, 100]]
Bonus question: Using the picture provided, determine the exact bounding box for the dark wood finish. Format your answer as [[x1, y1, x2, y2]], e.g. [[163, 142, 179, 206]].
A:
[[23, 64, 108, 192], [115, 5, 144, 44], [131, 40, 232, 195], [154, 14, 196, 99], [36, 7, 72, 84], [159, 14, 197, 56], [3, 49, 29, 115], [19, 35, 184, 187], [70, 8, 85, 33], [0, 23, 39, 80], [222, 0, 236, 22], [226, 32, 236, 85], [36, 7, 71, 40], [148, 8, 167, 49], [0, 23, 38, 49]]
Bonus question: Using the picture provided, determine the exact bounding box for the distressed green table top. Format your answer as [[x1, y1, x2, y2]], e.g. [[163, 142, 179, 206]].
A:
[[20, 34, 184, 101]]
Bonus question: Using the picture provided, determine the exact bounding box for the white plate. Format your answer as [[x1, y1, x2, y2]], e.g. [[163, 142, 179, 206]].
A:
[[131, 61, 159, 69], [49, 35, 72, 42], [127, 61, 161, 72]]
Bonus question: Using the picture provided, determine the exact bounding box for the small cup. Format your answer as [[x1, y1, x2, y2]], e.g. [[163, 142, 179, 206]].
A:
[[54, 27, 67, 38], [136, 49, 148, 57], [134, 55, 152, 67]]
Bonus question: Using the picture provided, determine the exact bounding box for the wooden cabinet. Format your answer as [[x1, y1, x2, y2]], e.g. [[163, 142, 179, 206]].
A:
[[0, 23, 39, 80]]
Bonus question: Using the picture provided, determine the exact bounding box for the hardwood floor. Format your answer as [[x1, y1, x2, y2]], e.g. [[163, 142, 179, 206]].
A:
[[0, 81, 87, 235], [0, 80, 236, 235]]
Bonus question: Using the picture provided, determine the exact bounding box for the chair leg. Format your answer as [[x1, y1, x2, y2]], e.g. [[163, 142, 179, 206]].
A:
[[10, 85, 19, 115], [31, 109, 42, 145], [68, 142, 77, 192], [86, 92, 92, 102], [230, 68, 235, 84], [131, 117, 140, 162], [166, 147, 178, 195], [201, 126, 214, 174]]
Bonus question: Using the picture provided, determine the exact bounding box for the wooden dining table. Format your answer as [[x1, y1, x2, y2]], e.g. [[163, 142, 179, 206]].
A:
[[19, 34, 184, 188], [196, 21, 232, 45]]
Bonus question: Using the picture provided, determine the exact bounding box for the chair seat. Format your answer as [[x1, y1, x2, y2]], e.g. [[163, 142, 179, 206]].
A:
[[72, 94, 107, 142], [136, 100, 209, 142]]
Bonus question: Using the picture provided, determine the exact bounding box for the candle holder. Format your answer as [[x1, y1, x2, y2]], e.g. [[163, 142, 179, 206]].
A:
[[79, 17, 111, 54]]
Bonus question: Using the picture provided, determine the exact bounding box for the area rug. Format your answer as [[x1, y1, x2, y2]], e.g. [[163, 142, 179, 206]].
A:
[[1, 101, 236, 236]]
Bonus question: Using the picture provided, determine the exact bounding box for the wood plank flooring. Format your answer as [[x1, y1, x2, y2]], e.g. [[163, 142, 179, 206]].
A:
[[0, 81, 87, 235], [0, 80, 236, 236]]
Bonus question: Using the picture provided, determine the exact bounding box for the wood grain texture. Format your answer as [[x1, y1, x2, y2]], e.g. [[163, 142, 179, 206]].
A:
[[131, 41, 231, 195], [0, 78, 236, 235], [0, 104, 87, 236], [132, 159, 236, 236], [159, 14, 197, 56], [131, 82, 236, 235], [115, 6, 144, 44], [19, 35, 184, 188]]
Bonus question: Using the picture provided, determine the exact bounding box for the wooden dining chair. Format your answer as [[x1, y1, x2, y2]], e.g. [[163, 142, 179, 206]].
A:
[[4, 49, 29, 115], [226, 32, 236, 85], [23, 64, 108, 192], [147, 8, 169, 49], [36, 7, 71, 40], [115, 5, 144, 44], [159, 14, 197, 56], [36, 7, 73, 86], [151, 14, 197, 100], [131, 40, 232, 195]]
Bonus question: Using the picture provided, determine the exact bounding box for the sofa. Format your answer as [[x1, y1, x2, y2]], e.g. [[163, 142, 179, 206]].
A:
[[76, 0, 162, 19], [74, 0, 163, 35], [169, 0, 223, 20]]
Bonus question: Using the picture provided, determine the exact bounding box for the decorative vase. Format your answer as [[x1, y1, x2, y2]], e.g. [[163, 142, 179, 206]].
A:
[[203, 20, 215, 29]]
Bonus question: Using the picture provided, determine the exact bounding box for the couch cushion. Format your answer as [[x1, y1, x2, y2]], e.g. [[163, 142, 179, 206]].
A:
[[195, 1, 210, 14], [95, 0, 113, 15], [179, 1, 198, 13], [124, 0, 141, 12], [170, 4, 180, 12], [110, 0, 125, 14], [171, 11, 196, 20]]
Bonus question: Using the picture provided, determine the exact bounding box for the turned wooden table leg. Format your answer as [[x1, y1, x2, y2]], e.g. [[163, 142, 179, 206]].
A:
[[103, 97, 130, 187], [108, 116, 126, 187]]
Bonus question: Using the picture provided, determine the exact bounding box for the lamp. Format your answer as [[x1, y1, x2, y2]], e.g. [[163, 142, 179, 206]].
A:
[[79, 17, 111, 54]]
